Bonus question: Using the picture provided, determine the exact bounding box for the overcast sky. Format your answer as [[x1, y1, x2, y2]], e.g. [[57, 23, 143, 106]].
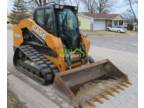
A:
[[7, 0, 138, 16]]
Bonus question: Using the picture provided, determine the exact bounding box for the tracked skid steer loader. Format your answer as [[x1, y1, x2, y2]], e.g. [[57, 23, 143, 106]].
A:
[[13, 3, 131, 108]]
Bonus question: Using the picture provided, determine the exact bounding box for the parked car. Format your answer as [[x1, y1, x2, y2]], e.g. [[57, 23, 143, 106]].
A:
[[106, 26, 127, 33]]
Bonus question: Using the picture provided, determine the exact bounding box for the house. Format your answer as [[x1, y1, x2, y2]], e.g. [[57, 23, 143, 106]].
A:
[[78, 12, 125, 31]]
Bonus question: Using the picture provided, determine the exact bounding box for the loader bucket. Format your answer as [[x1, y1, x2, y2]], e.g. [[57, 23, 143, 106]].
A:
[[54, 59, 131, 108]]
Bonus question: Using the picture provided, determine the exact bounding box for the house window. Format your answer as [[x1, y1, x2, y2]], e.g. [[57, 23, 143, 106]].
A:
[[114, 21, 118, 26], [107, 20, 112, 27], [119, 20, 123, 25]]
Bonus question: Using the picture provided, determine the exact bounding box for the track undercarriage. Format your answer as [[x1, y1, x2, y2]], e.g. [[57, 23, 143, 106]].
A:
[[13, 44, 59, 85]]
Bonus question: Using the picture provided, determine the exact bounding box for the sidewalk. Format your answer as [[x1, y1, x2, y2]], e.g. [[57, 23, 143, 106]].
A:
[[8, 73, 59, 108]]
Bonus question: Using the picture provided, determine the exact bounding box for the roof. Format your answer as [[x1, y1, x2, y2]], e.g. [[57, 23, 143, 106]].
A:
[[79, 12, 122, 20]]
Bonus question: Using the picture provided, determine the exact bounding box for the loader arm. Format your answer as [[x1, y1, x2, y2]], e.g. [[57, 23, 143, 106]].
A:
[[13, 19, 67, 72]]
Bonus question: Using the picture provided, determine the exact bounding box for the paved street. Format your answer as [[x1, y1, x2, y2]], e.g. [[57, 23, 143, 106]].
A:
[[89, 35, 137, 54], [7, 25, 137, 108]]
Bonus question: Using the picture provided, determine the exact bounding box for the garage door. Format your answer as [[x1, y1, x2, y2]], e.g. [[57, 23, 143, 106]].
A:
[[93, 20, 105, 31]]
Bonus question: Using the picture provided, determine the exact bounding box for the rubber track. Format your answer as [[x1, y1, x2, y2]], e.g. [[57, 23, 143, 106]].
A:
[[14, 44, 59, 85]]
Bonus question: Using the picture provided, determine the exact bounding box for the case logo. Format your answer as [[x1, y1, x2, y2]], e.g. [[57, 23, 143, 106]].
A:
[[32, 25, 47, 39]]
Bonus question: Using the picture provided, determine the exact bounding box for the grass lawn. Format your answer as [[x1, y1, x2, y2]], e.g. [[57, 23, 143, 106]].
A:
[[81, 30, 138, 36], [8, 89, 26, 108]]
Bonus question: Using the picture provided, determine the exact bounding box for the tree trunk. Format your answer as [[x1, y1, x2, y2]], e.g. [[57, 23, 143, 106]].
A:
[[128, 0, 138, 23]]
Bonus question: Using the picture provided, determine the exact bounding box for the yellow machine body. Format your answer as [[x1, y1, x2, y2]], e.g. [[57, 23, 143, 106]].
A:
[[13, 19, 90, 72]]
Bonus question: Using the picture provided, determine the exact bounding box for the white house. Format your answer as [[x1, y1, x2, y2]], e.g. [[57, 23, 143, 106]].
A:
[[78, 12, 125, 31]]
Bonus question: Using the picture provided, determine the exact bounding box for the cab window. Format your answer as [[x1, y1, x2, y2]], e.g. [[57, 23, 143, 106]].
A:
[[44, 8, 56, 34], [35, 9, 44, 26]]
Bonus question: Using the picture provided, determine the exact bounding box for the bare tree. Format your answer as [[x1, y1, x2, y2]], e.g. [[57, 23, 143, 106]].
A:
[[83, 0, 113, 14], [83, 0, 96, 13], [33, 0, 49, 6], [75, 0, 80, 7], [96, 0, 113, 13], [24, 0, 80, 7], [24, 0, 51, 6], [9, 0, 30, 23], [126, 0, 137, 23]]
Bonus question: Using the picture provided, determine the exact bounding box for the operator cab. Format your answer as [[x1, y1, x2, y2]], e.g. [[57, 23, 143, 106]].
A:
[[33, 4, 80, 49]]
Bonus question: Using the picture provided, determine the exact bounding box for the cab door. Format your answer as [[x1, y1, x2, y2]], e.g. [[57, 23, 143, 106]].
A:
[[34, 7, 57, 35]]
